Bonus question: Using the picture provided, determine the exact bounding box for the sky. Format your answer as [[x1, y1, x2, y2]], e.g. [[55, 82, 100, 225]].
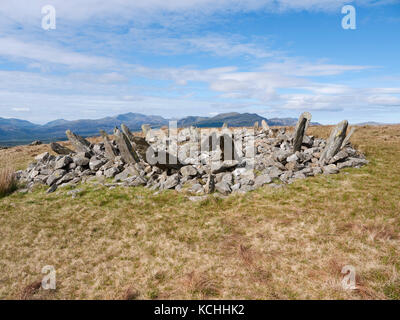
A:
[[0, 0, 399, 124]]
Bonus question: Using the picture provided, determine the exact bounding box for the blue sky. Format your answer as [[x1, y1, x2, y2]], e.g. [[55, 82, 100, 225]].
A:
[[0, 0, 399, 124]]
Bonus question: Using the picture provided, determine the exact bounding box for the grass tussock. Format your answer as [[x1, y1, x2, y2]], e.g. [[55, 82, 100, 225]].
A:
[[0, 167, 17, 197], [0, 125, 400, 299]]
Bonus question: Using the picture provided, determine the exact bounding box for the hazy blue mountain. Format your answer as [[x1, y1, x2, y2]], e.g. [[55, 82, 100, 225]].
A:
[[0, 113, 168, 146], [178, 112, 268, 128], [0, 112, 321, 146]]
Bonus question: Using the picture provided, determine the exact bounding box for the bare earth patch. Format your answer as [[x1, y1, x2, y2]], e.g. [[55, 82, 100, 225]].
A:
[[0, 125, 399, 299]]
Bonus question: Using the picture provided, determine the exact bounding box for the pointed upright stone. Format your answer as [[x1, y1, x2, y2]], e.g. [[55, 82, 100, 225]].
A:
[[222, 123, 228, 129], [261, 120, 269, 131], [121, 124, 154, 161], [65, 130, 92, 154], [141, 124, 151, 136], [121, 124, 134, 141], [320, 120, 349, 164], [204, 174, 215, 194], [294, 112, 312, 136], [114, 128, 140, 164], [341, 127, 356, 149], [254, 121, 259, 130], [100, 130, 117, 160], [293, 113, 311, 152]]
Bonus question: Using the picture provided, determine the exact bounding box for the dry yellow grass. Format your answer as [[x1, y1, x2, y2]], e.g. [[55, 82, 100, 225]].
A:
[[0, 167, 17, 198], [0, 125, 399, 300]]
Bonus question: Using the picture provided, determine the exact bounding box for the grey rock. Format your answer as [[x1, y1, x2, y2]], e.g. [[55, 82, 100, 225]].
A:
[[254, 174, 272, 187], [114, 128, 140, 164], [293, 112, 311, 152], [46, 184, 58, 194], [142, 124, 151, 135], [211, 160, 239, 174], [293, 172, 306, 179], [239, 185, 255, 193], [337, 158, 368, 169], [29, 140, 42, 146], [127, 176, 147, 187], [180, 165, 198, 177], [50, 142, 74, 155], [54, 156, 73, 170], [341, 127, 356, 149], [189, 183, 203, 193], [35, 152, 50, 162], [73, 154, 90, 166], [261, 120, 270, 132], [56, 172, 75, 185], [328, 150, 349, 164], [100, 130, 117, 160], [323, 164, 339, 175], [163, 174, 180, 189], [66, 130, 92, 154], [215, 181, 231, 195], [114, 167, 135, 181], [104, 167, 120, 178], [286, 153, 299, 163], [231, 183, 241, 192], [89, 158, 105, 171], [204, 174, 215, 194], [320, 120, 348, 164]]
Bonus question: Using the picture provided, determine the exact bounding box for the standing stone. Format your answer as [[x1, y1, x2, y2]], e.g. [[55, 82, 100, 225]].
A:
[[100, 130, 117, 160], [254, 121, 259, 130], [222, 123, 228, 129], [293, 113, 310, 152], [121, 124, 143, 158], [50, 142, 74, 155], [204, 174, 215, 194], [141, 124, 151, 136], [295, 111, 312, 133], [261, 120, 269, 131], [320, 120, 349, 164], [341, 127, 356, 149], [66, 130, 92, 154], [121, 124, 134, 141], [114, 128, 140, 164]]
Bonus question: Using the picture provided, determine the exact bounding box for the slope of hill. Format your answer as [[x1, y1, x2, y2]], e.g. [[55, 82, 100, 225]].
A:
[[1, 125, 399, 299]]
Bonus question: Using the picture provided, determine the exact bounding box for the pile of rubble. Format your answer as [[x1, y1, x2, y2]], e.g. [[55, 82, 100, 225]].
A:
[[16, 112, 368, 195]]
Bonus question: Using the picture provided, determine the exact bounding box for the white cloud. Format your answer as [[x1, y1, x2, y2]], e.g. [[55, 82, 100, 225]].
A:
[[0, 38, 115, 69], [0, 1, 393, 26], [12, 107, 30, 112], [262, 59, 373, 76]]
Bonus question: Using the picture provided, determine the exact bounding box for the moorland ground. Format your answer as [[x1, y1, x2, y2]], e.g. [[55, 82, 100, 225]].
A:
[[0, 125, 399, 300]]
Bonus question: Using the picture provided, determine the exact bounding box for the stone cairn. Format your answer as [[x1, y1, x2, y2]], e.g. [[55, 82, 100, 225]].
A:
[[16, 112, 368, 196]]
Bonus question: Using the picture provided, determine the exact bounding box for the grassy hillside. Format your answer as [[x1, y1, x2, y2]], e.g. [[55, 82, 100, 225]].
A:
[[0, 125, 399, 300]]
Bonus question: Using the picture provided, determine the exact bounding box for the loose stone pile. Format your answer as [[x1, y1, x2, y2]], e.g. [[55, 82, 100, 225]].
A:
[[16, 112, 368, 195]]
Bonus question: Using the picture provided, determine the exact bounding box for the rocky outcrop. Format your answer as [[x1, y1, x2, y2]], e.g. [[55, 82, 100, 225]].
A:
[[16, 113, 367, 196]]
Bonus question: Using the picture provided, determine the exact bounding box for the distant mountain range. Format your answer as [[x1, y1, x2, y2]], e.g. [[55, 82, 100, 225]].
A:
[[0, 112, 320, 146]]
